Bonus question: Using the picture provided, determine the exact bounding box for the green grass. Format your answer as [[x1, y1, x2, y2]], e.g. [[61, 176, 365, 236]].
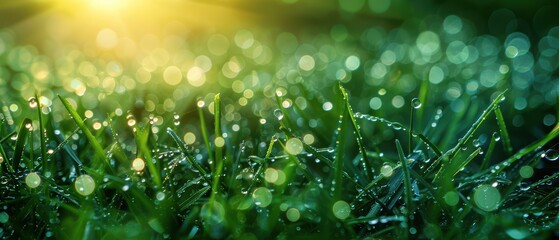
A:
[[1, 86, 558, 239], [1, 3, 559, 238]]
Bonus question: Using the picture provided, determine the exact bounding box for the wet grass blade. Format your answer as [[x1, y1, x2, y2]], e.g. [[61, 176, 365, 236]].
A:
[[480, 135, 496, 170], [415, 132, 443, 157], [340, 85, 372, 180], [490, 122, 559, 176], [494, 106, 513, 155], [333, 86, 348, 199], [535, 188, 559, 208], [35, 92, 47, 174], [167, 128, 212, 186], [12, 118, 31, 171], [210, 93, 224, 202], [0, 131, 16, 143], [58, 95, 112, 171], [450, 147, 481, 177], [395, 139, 412, 228], [179, 186, 211, 211], [135, 125, 161, 187], [447, 91, 506, 160], [198, 104, 214, 171], [0, 142, 11, 173]]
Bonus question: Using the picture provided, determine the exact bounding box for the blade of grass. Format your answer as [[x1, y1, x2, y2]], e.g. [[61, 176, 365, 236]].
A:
[[167, 128, 212, 186], [450, 147, 481, 178], [334, 85, 347, 199], [487, 122, 559, 176], [417, 77, 429, 131], [395, 139, 412, 238], [0, 131, 16, 143], [12, 118, 31, 171], [448, 91, 507, 160], [179, 186, 211, 211], [58, 95, 112, 171], [246, 136, 276, 193], [198, 104, 214, 171], [480, 135, 497, 170], [340, 85, 372, 180], [0, 132, 15, 173], [210, 93, 224, 202], [135, 125, 161, 188], [35, 92, 47, 174], [415, 132, 443, 158], [409, 102, 414, 154], [494, 106, 513, 155]]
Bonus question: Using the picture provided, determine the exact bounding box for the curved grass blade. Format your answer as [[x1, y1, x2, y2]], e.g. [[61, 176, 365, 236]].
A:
[[0, 131, 16, 143], [179, 186, 211, 211], [340, 85, 372, 180], [494, 106, 513, 155], [210, 93, 224, 202], [12, 118, 31, 171], [488, 122, 559, 176], [334, 87, 348, 199], [135, 125, 161, 187], [167, 128, 212, 186], [35, 92, 47, 174], [58, 95, 112, 171], [447, 90, 507, 160], [450, 147, 481, 178], [198, 103, 214, 171], [414, 132, 443, 157], [0, 139, 12, 173], [395, 139, 412, 237], [480, 134, 497, 171]]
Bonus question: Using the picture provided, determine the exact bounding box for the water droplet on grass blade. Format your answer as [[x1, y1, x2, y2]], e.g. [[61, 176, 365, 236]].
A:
[[543, 149, 558, 161], [273, 109, 284, 120], [411, 98, 422, 109], [493, 132, 501, 141], [25, 172, 41, 188], [75, 175, 95, 196], [156, 192, 166, 201], [473, 139, 481, 147], [28, 97, 38, 108]]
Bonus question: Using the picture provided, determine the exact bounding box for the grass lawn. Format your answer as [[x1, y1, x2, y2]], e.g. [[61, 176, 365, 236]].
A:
[[0, 0, 558, 239]]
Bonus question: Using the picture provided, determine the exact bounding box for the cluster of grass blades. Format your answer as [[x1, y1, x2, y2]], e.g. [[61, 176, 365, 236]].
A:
[[0, 86, 558, 239]]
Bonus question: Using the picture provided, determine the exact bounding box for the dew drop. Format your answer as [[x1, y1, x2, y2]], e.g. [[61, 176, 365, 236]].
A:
[[411, 98, 422, 109], [473, 139, 481, 147], [28, 97, 38, 108], [274, 109, 284, 121], [493, 132, 501, 141], [156, 192, 166, 201], [543, 149, 558, 161]]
